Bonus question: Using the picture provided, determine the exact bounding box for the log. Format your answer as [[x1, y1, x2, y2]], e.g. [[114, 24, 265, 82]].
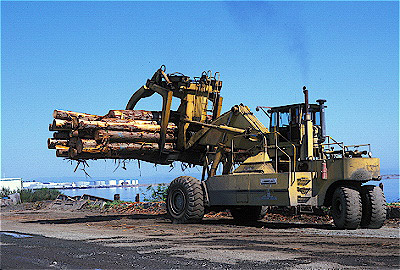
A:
[[68, 152, 165, 160], [73, 118, 157, 128], [53, 110, 101, 121], [108, 142, 174, 152], [68, 147, 79, 158], [56, 147, 69, 157], [51, 119, 73, 130], [70, 130, 95, 139], [67, 148, 175, 163], [100, 118, 160, 124], [75, 141, 174, 154], [49, 109, 179, 161], [69, 143, 174, 159], [106, 110, 161, 121], [48, 138, 69, 149], [73, 119, 177, 132], [76, 139, 100, 153], [53, 131, 70, 139], [68, 137, 79, 147], [68, 152, 141, 160], [94, 130, 176, 143]]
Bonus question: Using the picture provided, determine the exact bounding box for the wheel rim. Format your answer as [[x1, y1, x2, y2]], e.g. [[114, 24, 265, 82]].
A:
[[333, 198, 343, 218], [170, 189, 186, 216]]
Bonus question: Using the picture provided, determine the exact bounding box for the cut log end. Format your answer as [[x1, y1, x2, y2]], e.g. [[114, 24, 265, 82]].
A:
[[48, 138, 68, 149], [56, 147, 69, 157]]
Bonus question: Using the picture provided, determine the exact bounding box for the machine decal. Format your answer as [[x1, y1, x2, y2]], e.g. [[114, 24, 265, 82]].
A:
[[261, 189, 277, 200], [260, 178, 277, 185]]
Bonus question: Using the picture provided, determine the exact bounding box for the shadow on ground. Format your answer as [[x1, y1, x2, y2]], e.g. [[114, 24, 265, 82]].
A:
[[23, 213, 168, 224], [24, 213, 335, 229]]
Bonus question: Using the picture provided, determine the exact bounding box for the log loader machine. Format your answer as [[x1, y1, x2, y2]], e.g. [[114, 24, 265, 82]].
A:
[[50, 65, 385, 230], [124, 66, 386, 230]]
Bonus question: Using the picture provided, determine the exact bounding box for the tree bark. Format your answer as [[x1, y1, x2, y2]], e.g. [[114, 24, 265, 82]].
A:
[[105, 110, 161, 121], [70, 130, 95, 139], [76, 139, 99, 153], [108, 142, 174, 152], [73, 119, 177, 132], [49, 109, 179, 161], [53, 131, 70, 139], [53, 110, 101, 121], [94, 130, 176, 142]]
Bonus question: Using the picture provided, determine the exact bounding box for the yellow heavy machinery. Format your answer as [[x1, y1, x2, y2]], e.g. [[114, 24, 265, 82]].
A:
[[124, 66, 386, 229], [53, 65, 385, 230]]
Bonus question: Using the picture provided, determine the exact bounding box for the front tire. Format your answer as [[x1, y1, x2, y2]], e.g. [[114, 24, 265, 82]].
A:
[[166, 176, 204, 223], [331, 186, 362, 229], [360, 185, 386, 229]]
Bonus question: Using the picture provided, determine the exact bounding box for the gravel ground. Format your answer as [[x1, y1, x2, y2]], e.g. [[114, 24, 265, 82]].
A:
[[1, 204, 399, 269]]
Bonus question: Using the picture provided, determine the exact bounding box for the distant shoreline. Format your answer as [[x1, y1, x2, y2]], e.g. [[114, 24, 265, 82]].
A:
[[28, 183, 166, 191], [381, 174, 400, 179]]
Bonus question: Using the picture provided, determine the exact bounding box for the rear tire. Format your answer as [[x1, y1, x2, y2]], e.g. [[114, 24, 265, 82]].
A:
[[360, 185, 386, 229], [230, 206, 267, 223], [166, 176, 204, 223], [331, 186, 362, 229]]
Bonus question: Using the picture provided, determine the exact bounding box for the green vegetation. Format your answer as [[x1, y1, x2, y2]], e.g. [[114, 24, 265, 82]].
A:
[[143, 184, 168, 202], [21, 188, 61, 202], [1, 187, 12, 198], [104, 200, 125, 208], [1, 187, 61, 203]]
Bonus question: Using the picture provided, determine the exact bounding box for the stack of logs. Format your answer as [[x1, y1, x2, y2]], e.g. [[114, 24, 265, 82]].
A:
[[48, 109, 177, 160]]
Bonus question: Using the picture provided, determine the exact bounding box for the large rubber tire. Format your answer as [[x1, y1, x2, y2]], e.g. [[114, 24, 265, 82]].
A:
[[360, 185, 387, 229], [331, 186, 362, 229], [166, 176, 204, 224], [230, 206, 267, 223]]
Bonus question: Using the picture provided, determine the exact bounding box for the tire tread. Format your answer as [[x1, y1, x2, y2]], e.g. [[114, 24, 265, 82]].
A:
[[332, 186, 362, 229], [166, 176, 204, 223], [360, 185, 386, 229]]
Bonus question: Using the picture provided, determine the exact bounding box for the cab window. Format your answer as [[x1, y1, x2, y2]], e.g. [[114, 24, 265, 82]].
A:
[[270, 112, 277, 128], [279, 112, 290, 127], [312, 111, 321, 125]]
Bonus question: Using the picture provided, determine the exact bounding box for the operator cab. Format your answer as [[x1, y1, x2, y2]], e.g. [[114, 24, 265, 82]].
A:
[[268, 103, 323, 144]]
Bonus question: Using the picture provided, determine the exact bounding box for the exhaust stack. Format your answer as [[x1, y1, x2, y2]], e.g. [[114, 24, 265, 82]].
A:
[[316, 99, 327, 143], [303, 86, 313, 159]]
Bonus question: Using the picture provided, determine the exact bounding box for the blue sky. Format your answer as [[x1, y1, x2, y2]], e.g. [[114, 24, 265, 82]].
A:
[[1, 1, 398, 181]]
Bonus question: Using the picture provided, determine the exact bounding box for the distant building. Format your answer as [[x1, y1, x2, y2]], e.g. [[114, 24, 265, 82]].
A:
[[118, 179, 131, 186], [0, 178, 22, 192], [23, 181, 44, 189], [108, 180, 117, 186], [97, 181, 106, 186], [74, 181, 90, 187]]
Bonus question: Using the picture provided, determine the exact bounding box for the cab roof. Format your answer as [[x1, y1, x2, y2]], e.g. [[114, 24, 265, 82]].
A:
[[268, 103, 320, 113]]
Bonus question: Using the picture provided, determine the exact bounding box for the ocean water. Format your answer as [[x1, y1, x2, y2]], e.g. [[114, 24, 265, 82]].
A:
[[368, 178, 399, 203], [59, 178, 399, 203]]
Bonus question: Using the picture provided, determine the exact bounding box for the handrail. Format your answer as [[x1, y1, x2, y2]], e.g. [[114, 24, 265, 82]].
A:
[[322, 135, 345, 156], [276, 144, 292, 176], [344, 144, 371, 153], [228, 130, 296, 175], [321, 136, 372, 158], [324, 136, 344, 148], [263, 131, 297, 173]]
